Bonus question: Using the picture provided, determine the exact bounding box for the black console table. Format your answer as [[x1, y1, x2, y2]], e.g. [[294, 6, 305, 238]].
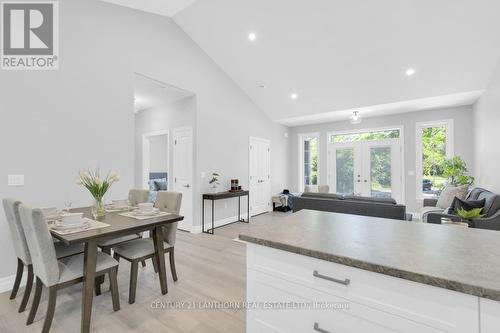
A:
[[202, 190, 250, 234]]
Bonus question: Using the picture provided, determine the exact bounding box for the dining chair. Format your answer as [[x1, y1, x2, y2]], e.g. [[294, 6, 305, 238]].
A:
[[95, 189, 150, 295], [2, 198, 84, 314], [112, 191, 182, 304], [18, 204, 120, 333]]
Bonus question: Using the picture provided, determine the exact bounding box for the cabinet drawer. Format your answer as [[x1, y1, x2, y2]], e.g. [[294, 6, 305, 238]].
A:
[[247, 243, 478, 333], [248, 269, 447, 333]]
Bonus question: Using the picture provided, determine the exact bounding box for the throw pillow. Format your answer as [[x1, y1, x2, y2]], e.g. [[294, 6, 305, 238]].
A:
[[450, 197, 486, 214], [436, 185, 468, 209], [154, 180, 168, 191]]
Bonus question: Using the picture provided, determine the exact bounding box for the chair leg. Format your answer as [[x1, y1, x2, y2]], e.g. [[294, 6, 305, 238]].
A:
[[94, 277, 102, 296], [113, 253, 120, 262], [128, 261, 139, 304], [27, 278, 43, 325], [41, 286, 57, 333], [152, 255, 158, 273], [18, 264, 34, 313], [10, 258, 24, 300], [109, 268, 120, 311], [169, 248, 178, 282]]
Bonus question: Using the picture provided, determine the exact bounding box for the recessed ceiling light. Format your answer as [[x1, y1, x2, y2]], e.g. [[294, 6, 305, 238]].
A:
[[291, 93, 298, 100], [405, 68, 416, 76], [248, 33, 257, 41]]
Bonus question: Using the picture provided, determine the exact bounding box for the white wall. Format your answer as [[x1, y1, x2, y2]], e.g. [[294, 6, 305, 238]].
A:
[[148, 135, 169, 173], [0, 0, 289, 280], [474, 59, 500, 192], [289, 106, 475, 213]]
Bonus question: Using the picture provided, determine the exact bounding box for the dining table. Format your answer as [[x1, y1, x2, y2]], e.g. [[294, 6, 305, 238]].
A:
[[50, 207, 184, 333]]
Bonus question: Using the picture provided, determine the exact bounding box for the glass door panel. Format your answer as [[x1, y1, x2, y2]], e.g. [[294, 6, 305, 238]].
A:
[[335, 148, 355, 195], [369, 147, 392, 199]]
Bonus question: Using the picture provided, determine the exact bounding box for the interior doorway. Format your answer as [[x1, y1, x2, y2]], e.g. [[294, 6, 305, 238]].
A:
[[142, 131, 169, 190]]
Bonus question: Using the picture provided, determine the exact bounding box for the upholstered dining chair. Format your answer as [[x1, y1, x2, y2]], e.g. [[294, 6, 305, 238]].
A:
[[112, 191, 182, 304], [2, 198, 84, 314], [18, 204, 120, 333], [95, 189, 150, 295]]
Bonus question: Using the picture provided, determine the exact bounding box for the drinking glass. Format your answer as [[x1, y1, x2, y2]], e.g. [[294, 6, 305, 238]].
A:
[[64, 199, 72, 212], [91, 206, 98, 220]]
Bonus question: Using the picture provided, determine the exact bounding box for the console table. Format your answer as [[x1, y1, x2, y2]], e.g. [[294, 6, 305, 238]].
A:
[[202, 190, 250, 234]]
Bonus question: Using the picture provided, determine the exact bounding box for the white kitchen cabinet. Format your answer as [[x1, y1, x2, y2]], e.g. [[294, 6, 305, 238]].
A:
[[247, 243, 480, 333]]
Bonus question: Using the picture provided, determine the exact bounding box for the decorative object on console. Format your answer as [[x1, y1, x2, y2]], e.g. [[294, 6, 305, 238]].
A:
[[209, 172, 220, 193], [230, 179, 240, 191], [76, 169, 120, 218]]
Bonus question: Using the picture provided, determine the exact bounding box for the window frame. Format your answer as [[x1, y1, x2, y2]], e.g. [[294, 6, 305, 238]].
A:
[[298, 132, 320, 192], [415, 119, 454, 200]]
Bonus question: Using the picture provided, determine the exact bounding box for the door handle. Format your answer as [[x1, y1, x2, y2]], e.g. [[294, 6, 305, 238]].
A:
[[313, 270, 350, 286], [183, 184, 190, 188], [364, 180, 368, 183], [314, 323, 332, 333]]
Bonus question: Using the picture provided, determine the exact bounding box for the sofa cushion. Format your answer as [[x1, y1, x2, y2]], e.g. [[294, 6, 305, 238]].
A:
[[344, 195, 397, 205], [301, 192, 344, 200], [450, 197, 486, 214], [436, 185, 468, 209], [466, 188, 500, 217]]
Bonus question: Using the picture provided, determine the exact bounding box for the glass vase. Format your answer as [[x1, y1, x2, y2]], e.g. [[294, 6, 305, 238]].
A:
[[94, 198, 106, 218]]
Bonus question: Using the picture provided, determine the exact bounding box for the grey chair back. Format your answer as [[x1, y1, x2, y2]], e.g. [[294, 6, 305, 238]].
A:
[[18, 205, 60, 287], [128, 189, 150, 206], [154, 191, 182, 246], [2, 198, 31, 265]]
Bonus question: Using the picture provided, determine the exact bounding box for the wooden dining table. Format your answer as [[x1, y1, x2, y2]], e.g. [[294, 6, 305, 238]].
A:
[[50, 207, 184, 333]]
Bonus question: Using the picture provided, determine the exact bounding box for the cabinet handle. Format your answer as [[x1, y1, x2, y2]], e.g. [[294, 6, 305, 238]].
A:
[[314, 322, 332, 333], [313, 270, 350, 286]]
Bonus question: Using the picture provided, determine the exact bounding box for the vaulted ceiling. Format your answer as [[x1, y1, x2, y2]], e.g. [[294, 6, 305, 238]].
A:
[[103, 0, 500, 126]]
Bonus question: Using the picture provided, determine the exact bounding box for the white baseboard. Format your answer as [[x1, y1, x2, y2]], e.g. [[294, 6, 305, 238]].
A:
[[191, 214, 248, 234], [0, 271, 27, 294]]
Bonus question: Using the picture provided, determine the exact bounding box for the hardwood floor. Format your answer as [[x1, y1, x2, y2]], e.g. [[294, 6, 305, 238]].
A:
[[0, 211, 289, 333]]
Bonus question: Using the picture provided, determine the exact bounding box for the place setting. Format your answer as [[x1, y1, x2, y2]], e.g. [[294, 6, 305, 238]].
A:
[[119, 202, 172, 220], [105, 199, 133, 213], [43, 208, 110, 235]]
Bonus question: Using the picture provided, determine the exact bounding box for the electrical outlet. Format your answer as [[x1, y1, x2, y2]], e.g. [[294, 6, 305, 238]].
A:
[[8, 175, 24, 186]]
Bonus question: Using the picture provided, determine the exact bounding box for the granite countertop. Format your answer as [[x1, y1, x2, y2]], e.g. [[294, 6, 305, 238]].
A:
[[239, 209, 500, 301]]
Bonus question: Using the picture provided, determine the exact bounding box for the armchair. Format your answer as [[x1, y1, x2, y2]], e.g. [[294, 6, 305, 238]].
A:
[[426, 188, 500, 231]]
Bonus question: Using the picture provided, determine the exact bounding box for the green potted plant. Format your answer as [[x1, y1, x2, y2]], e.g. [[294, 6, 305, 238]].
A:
[[442, 156, 474, 186], [456, 207, 484, 221]]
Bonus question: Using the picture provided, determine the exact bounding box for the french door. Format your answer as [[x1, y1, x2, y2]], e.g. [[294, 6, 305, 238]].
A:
[[328, 139, 402, 203]]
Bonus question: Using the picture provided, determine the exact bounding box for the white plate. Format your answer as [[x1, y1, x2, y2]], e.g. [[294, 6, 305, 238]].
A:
[[52, 220, 90, 230], [130, 208, 160, 216]]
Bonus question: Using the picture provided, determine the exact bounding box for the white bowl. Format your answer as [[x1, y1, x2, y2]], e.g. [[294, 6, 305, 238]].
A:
[[138, 202, 154, 212], [60, 212, 84, 225], [112, 199, 128, 208]]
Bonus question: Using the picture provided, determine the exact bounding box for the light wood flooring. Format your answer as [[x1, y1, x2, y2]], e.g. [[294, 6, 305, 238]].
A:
[[0, 211, 290, 333]]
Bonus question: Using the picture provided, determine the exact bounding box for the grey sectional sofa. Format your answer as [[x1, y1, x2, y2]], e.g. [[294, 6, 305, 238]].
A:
[[293, 192, 407, 220]]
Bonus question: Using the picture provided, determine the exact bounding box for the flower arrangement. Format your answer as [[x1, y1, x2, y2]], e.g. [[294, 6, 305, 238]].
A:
[[77, 169, 120, 217], [209, 172, 220, 192]]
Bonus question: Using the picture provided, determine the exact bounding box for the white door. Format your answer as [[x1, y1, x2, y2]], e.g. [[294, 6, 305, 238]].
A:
[[173, 127, 193, 231], [329, 140, 402, 203], [249, 137, 271, 216]]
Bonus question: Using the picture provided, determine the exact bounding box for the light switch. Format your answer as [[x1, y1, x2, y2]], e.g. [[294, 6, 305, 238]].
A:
[[8, 175, 24, 186]]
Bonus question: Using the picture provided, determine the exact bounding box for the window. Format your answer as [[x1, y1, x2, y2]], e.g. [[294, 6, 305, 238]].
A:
[[330, 129, 400, 143], [416, 120, 454, 198], [299, 133, 319, 191]]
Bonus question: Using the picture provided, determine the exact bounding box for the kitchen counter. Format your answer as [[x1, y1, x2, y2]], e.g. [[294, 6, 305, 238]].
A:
[[239, 209, 500, 301]]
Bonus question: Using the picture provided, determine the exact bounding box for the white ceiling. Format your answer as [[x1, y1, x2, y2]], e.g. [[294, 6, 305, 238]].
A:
[[134, 73, 193, 112], [172, 0, 500, 125], [101, 0, 196, 17]]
